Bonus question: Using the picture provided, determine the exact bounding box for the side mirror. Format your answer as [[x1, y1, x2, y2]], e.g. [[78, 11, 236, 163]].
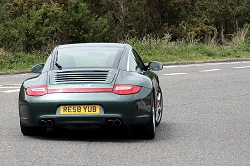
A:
[[31, 64, 44, 73], [148, 61, 163, 71]]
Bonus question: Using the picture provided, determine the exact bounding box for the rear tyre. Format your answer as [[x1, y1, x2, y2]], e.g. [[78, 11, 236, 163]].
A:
[[131, 96, 156, 139], [20, 122, 47, 136], [155, 86, 163, 126]]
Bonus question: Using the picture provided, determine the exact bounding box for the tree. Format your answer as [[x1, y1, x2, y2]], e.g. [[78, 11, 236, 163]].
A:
[[0, 0, 109, 52]]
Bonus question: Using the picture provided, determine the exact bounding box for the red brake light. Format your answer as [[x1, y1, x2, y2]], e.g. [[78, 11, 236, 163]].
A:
[[113, 84, 141, 95], [26, 86, 48, 96]]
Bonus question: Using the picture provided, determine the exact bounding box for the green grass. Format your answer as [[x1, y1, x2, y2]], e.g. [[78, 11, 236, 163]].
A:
[[0, 50, 48, 73], [125, 37, 250, 63], [1, 38, 250, 72]]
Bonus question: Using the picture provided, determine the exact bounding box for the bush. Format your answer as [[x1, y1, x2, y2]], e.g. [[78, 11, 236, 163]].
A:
[[0, 0, 109, 52]]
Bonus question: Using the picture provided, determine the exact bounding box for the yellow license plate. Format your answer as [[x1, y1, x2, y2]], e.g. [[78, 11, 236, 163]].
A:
[[60, 105, 100, 114]]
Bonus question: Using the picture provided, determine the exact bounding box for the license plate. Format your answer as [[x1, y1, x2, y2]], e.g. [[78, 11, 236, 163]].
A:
[[60, 105, 100, 114]]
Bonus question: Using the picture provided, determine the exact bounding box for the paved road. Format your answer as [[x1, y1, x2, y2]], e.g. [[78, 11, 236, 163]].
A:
[[0, 61, 250, 165]]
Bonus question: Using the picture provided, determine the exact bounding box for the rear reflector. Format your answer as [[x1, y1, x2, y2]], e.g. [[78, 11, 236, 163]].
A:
[[26, 86, 48, 96], [113, 84, 141, 95]]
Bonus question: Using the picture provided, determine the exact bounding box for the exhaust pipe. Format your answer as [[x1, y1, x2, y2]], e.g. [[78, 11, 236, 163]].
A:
[[107, 119, 122, 126], [107, 119, 114, 126], [39, 119, 54, 127], [114, 119, 121, 126], [46, 120, 54, 127], [39, 120, 46, 127]]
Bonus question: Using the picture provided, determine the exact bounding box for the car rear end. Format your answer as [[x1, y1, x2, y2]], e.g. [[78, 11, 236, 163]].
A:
[[19, 69, 152, 129]]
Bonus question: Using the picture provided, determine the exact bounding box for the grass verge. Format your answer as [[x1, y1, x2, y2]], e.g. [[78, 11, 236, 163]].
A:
[[0, 50, 48, 73], [125, 37, 250, 63], [1, 38, 250, 73]]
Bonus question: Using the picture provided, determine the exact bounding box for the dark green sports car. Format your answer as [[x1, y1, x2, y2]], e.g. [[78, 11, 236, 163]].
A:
[[19, 43, 163, 139]]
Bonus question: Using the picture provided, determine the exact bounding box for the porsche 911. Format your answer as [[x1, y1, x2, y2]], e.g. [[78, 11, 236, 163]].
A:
[[19, 43, 163, 139]]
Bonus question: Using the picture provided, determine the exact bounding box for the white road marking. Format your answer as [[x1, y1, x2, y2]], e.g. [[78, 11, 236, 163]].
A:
[[163, 73, 187, 76], [0, 85, 21, 93], [199, 69, 222, 72], [233, 66, 250, 69], [1, 89, 20, 93], [3, 84, 21, 86], [0, 73, 35, 79], [9, 75, 21, 77], [163, 61, 250, 68], [0, 87, 20, 89], [18, 74, 29, 76]]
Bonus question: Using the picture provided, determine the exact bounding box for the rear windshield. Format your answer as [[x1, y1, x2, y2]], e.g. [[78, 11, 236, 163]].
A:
[[56, 46, 123, 69]]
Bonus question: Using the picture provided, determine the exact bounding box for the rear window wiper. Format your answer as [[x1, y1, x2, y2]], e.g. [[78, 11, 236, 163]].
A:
[[55, 61, 62, 70], [55, 51, 62, 70]]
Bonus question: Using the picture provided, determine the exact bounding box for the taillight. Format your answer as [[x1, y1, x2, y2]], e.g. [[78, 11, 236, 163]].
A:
[[113, 84, 141, 95], [26, 86, 48, 96]]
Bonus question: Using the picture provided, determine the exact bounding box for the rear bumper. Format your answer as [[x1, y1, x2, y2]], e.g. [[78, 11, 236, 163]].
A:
[[29, 114, 150, 127], [19, 90, 152, 127]]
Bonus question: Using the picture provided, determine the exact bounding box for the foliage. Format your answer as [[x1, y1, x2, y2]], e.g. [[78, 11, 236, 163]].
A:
[[59, 1, 109, 43], [1, 0, 249, 52], [1, 35, 250, 72], [0, 0, 250, 71], [0, 50, 48, 72], [2, 37, 249, 72], [124, 35, 250, 63], [0, 0, 109, 52]]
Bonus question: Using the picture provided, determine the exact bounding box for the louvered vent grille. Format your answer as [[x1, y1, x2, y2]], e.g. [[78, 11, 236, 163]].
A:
[[54, 71, 109, 83]]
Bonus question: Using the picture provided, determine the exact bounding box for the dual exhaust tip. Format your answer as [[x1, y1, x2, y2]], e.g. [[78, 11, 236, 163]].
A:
[[39, 119, 54, 127], [107, 119, 122, 126]]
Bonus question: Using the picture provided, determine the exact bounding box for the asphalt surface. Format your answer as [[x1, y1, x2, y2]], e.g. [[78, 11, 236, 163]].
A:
[[0, 61, 250, 165]]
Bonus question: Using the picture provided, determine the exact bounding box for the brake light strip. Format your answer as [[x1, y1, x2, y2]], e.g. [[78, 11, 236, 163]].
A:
[[47, 88, 113, 93]]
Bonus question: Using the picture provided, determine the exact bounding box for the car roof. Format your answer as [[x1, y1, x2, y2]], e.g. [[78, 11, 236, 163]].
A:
[[57, 43, 128, 49]]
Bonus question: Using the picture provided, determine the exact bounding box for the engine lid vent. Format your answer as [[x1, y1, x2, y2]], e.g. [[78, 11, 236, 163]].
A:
[[53, 70, 110, 83]]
